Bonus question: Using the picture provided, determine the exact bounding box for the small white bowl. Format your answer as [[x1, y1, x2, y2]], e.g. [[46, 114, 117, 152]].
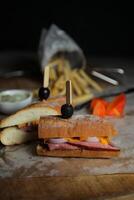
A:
[[0, 89, 33, 114]]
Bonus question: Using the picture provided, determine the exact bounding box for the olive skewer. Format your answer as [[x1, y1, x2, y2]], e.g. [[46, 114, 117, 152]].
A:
[[39, 66, 50, 100], [61, 80, 74, 118]]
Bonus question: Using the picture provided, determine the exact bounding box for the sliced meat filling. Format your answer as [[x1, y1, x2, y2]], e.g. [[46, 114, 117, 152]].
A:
[[46, 140, 119, 151], [67, 141, 119, 151]]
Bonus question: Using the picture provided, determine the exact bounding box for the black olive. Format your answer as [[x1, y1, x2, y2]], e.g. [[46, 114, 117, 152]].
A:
[[61, 104, 74, 118], [38, 87, 50, 100]]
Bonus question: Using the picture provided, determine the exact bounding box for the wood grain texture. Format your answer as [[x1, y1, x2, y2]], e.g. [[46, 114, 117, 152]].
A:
[[0, 174, 134, 200]]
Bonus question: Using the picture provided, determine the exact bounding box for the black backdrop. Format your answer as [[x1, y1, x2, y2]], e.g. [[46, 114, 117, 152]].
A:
[[0, 2, 130, 57]]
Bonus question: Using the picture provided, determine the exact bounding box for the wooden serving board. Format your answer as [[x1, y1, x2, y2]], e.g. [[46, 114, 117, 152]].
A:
[[0, 174, 134, 200]]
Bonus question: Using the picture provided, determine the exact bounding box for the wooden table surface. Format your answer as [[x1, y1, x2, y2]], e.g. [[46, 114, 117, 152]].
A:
[[0, 76, 134, 200], [0, 174, 134, 200]]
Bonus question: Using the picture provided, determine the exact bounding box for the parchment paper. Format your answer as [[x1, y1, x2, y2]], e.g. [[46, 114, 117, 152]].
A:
[[0, 93, 134, 178], [38, 24, 86, 71]]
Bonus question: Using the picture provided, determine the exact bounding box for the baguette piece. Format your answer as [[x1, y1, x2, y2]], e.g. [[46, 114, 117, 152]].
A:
[[0, 127, 37, 145], [37, 144, 120, 158], [39, 115, 118, 139], [0, 97, 65, 128]]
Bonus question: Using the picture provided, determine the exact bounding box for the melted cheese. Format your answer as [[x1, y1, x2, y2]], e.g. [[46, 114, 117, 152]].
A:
[[65, 138, 80, 143], [64, 136, 109, 145], [99, 137, 109, 145]]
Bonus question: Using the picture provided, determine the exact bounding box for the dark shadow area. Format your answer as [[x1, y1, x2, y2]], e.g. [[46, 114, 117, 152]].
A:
[[0, 2, 129, 57]]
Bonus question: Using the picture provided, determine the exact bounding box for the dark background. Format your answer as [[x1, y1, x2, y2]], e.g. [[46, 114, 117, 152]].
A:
[[0, 2, 130, 57]]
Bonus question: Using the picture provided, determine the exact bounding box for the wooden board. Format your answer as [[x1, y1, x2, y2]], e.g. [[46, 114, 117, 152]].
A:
[[0, 174, 134, 200]]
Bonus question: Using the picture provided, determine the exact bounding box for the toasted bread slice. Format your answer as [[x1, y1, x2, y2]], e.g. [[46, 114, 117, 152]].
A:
[[0, 127, 37, 145], [39, 115, 118, 139], [0, 99, 64, 128], [37, 144, 120, 158]]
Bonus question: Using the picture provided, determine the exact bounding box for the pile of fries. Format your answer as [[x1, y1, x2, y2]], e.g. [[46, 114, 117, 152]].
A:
[[48, 58, 103, 106], [33, 58, 103, 106]]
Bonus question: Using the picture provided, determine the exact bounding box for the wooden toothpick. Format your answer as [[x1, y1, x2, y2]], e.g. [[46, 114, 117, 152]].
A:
[[61, 80, 74, 118], [43, 65, 49, 88], [66, 80, 72, 105]]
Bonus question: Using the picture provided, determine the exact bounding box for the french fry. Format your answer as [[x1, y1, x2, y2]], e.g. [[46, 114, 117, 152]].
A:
[[73, 93, 94, 106], [72, 70, 88, 87], [73, 78, 91, 94], [63, 60, 71, 81], [64, 67, 70, 81], [64, 60, 71, 69], [81, 87, 92, 94], [48, 58, 62, 68], [71, 70, 91, 96], [57, 60, 64, 74], [51, 88, 59, 96], [79, 69, 103, 92], [71, 78, 83, 96], [59, 88, 66, 96], [49, 67, 57, 80], [41, 57, 103, 107], [55, 75, 65, 89]]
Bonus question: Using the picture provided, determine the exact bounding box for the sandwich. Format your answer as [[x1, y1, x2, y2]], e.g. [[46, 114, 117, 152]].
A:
[[37, 115, 120, 158], [0, 97, 65, 145]]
